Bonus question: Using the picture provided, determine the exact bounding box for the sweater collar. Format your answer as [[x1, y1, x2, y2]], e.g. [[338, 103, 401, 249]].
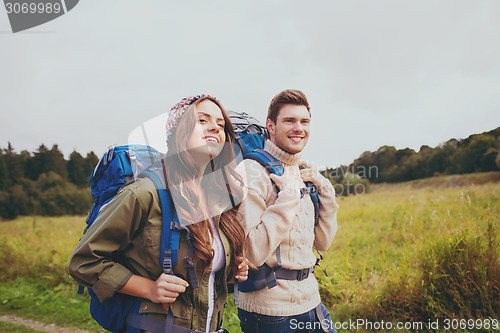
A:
[[264, 139, 301, 166]]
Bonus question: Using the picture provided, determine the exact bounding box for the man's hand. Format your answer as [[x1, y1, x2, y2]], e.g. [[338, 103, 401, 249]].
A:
[[269, 167, 296, 194], [298, 161, 326, 188]]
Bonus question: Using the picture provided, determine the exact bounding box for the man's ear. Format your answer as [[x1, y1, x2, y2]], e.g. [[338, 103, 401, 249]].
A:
[[266, 118, 275, 136]]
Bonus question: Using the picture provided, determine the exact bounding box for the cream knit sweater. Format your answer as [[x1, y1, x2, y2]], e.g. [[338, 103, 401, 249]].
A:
[[236, 140, 339, 316]]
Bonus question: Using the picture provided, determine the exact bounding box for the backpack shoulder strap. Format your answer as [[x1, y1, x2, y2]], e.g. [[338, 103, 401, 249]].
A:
[[140, 167, 179, 274], [311, 190, 320, 226], [245, 149, 320, 225], [141, 161, 199, 288], [298, 166, 320, 226], [243, 149, 284, 176]]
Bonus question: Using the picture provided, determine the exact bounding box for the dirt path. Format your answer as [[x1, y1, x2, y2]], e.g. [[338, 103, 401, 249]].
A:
[[0, 314, 94, 333]]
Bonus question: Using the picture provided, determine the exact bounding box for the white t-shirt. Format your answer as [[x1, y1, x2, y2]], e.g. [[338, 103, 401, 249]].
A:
[[206, 218, 226, 332]]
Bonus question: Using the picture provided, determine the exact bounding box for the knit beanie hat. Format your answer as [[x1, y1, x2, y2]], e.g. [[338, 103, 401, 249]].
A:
[[165, 94, 219, 149]]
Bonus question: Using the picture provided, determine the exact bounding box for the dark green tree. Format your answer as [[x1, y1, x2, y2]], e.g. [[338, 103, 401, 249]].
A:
[[2, 143, 28, 186], [48, 144, 68, 179], [452, 134, 499, 173], [67, 151, 88, 187], [0, 152, 9, 191], [24, 144, 48, 180], [9, 185, 30, 216], [0, 191, 10, 218], [25, 144, 68, 180]]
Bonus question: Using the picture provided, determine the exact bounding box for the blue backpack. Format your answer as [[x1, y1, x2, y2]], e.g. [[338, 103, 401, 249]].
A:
[[80, 144, 199, 333]]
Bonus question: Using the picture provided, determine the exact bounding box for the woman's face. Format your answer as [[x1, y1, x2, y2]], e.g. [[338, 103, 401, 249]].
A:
[[187, 100, 227, 160]]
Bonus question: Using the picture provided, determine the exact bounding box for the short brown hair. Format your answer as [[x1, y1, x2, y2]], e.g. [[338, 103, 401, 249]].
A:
[[267, 89, 310, 123]]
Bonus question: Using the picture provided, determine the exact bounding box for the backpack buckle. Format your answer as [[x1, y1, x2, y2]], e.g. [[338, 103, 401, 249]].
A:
[[300, 185, 316, 198], [163, 258, 173, 274], [184, 256, 194, 268], [170, 221, 182, 230], [297, 268, 311, 281]]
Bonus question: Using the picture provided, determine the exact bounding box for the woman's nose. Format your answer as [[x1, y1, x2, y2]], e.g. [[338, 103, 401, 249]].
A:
[[206, 120, 219, 132]]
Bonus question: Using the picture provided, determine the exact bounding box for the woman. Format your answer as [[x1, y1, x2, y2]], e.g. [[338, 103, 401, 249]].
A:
[[69, 95, 249, 333]]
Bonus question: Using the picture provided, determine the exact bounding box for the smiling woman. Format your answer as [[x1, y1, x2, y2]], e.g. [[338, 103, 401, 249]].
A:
[[69, 95, 250, 333], [187, 101, 227, 163]]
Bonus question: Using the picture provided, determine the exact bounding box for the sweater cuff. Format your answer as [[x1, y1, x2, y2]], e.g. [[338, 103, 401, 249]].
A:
[[92, 264, 133, 302], [317, 181, 335, 196]]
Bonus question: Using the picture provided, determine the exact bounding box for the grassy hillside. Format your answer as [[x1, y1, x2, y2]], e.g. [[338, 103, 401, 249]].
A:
[[320, 173, 498, 325], [0, 173, 498, 332]]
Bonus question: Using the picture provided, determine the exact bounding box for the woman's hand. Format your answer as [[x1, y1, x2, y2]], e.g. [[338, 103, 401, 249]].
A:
[[150, 273, 189, 304], [234, 257, 249, 282], [119, 273, 188, 312]]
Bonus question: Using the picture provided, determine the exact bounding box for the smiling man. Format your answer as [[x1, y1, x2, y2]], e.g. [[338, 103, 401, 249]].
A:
[[236, 89, 339, 333]]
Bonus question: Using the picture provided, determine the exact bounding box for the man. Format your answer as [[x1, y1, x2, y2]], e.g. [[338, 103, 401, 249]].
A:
[[236, 89, 339, 333]]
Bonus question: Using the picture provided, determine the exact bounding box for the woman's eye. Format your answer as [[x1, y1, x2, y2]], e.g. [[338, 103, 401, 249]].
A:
[[218, 123, 225, 128], [198, 118, 207, 123]]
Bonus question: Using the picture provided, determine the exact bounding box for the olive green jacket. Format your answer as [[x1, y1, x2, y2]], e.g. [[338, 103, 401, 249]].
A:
[[69, 177, 233, 331]]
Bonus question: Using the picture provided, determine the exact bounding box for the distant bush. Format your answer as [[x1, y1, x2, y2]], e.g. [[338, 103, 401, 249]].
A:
[[321, 167, 371, 196], [334, 173, 371, 196], [36, 172, 91, 216]]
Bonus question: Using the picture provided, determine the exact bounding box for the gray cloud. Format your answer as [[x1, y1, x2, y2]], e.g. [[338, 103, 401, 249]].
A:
[[1, 0, 499, 168]]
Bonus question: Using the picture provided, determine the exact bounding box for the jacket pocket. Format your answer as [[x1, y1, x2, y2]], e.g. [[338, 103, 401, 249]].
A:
[[171, 301, 193, 328], [142, 226, 161, 272]]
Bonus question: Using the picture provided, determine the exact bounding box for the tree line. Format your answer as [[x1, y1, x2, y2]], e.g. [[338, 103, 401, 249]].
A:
[[1, 127, 499, 218], [321, 127, 499, 185], [0, 143, 98, 219]]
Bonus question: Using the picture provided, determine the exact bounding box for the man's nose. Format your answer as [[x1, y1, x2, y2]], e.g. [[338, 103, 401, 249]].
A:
[[292, 121, 303, 132]]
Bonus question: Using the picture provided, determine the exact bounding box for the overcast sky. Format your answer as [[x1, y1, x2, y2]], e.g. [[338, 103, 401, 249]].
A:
[[1, 1, 499, 168]]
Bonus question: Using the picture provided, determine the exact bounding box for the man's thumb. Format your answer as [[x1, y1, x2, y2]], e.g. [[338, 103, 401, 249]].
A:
[[269, 173, 279, 183]]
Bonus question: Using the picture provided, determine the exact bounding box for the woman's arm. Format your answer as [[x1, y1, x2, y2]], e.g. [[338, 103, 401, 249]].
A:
[[69, 181, 152, 301]]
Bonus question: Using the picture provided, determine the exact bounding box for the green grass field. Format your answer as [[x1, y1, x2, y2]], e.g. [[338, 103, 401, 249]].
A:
[[0, 173, 498, 332]]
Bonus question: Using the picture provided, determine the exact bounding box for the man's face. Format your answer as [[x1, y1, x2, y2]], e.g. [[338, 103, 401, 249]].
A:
[[267, 104, 310, 154]]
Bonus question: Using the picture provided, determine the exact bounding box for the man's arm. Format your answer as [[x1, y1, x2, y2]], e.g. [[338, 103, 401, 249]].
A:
[[236, 159, 300, 267], [313, 181, 339, 251], [298, 162, 339, 251]]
